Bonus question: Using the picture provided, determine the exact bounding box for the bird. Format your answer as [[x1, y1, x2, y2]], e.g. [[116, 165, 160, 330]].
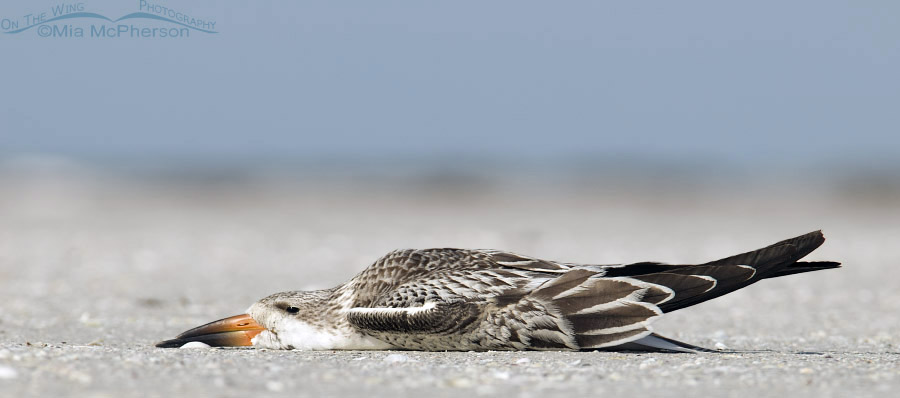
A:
[[156, 230, 840, 352]]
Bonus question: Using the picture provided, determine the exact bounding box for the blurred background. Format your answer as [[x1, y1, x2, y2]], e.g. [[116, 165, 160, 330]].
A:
[[1, 0, 898, 350]]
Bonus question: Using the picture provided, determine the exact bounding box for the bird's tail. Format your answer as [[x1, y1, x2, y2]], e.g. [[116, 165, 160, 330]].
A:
[[640, 230, 841, 313], [599, 230, 840, 352], [515, 230, 840, 352]]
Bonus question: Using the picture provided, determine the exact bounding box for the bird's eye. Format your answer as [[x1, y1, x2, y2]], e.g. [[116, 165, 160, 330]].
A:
[[285, 306, 300, 314]]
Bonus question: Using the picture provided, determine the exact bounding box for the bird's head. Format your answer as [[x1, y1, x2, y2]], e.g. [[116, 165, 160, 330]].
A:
[[155, 290, 337, 350]]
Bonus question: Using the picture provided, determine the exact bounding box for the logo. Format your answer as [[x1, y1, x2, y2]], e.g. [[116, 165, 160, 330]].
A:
[[1, 1, 217, 39]]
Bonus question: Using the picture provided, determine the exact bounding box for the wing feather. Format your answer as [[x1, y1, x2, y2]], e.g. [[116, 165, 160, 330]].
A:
[[347, 300, 483, 334]]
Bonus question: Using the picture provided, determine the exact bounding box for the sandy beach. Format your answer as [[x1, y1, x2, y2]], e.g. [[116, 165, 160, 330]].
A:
[[1, 168, 898, 397]]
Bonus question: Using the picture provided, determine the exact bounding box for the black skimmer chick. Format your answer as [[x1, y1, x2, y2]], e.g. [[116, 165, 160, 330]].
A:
[[157, 230, 839, 351]]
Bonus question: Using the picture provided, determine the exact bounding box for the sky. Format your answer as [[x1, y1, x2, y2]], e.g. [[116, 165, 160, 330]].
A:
[[1, 1, 898, 170]]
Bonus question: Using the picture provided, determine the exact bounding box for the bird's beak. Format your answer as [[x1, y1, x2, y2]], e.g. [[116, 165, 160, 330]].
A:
[[155, 314, 266, 348]]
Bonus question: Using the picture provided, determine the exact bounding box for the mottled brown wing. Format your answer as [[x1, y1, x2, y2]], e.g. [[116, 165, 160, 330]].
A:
[[348, 248, 564, 307]]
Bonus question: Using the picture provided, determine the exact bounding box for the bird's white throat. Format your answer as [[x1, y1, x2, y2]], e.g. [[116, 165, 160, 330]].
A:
[[250, 320, 394, 350]]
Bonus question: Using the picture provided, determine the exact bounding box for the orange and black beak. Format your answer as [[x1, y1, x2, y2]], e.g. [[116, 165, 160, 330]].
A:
[[155, 314, 266, 348]]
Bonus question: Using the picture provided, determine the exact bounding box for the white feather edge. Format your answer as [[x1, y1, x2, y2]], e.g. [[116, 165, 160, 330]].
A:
[[345, 301, 438, 315]]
